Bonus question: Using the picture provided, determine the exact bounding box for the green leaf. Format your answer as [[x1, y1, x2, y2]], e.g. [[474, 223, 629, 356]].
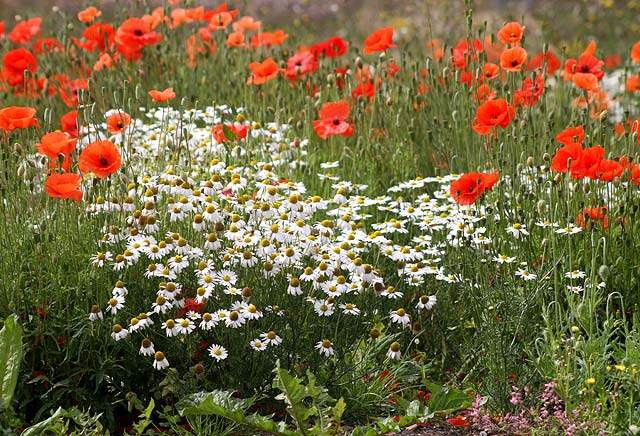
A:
[[350, 426, 380, 436], [327, 397, 346, 435], [0, 314, 23, 411], [176, 390, 252, 422], [422, 381, 473, 414], [20, 407, 66, 436], [273, 362, 314, 433]]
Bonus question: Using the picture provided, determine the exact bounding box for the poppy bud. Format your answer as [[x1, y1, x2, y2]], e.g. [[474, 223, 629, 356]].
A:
[[355, 57, 363, 68], [543, 152, 551, 162], [598, 265, 610, 281], [526, 156, 534, 167]]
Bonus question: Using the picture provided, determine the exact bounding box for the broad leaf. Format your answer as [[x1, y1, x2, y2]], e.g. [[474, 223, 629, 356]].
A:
[[0, 314, 23, 411]]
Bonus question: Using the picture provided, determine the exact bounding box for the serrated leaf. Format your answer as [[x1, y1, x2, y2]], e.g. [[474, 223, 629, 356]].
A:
[[273, 362, 314, 431], [246, 413, 298, 436], [176, 390, 252, 422], [0, 314, 23, 411], [327, 397, 346, 435], [349, 425, 380, 436], [20, 407, 66, 436]]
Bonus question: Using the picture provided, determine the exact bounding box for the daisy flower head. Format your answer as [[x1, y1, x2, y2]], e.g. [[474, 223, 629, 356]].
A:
[[111, 323, 128, 341], [89, 304, 103, 322], [153, 351, 170, 370], [162, 318, 177, 337], [106, 295, 125, 315], [225, 310, 246, 328], [386, 341, 401, 360], [565, 270, 586, 279], [493, 254, 516, 264], [389, 308, 411, 327], [416, 294, 437, 310], [208, 344, 229, 361], [313, 299, 334, 317], [91, 251, 113, 268], [315, 339, 335, 357], [555, 223, 582, 235], [250, 338, 268, 351], [175, 318, 196, 335], [515, 268, 537, 281], [139, 338, 155, 356], [339, 302, 361, 315], [260, 330, 282, 346], [505, 222, 529, 239], [199, 312, 218, 330]]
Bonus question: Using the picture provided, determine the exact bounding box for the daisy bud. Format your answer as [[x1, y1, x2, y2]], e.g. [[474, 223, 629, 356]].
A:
[[370, 328, 380, 339]]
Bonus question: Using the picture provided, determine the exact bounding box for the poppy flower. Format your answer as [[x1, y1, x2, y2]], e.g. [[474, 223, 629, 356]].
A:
[[0, 106, 40, 131], [61, 110, 79, 138], [562, 55, 604, 81], [208, 11, 234, 30], [605, 54, 621, 69], [500, 46, 528, 72], [106, 112, 131, 134], [0, 22, 4, 40], [569, 145, 605, 180], [497, 22, 524, 46], [36, 131, 77, 171], [93, 53, 114, 72], [9, 17, 41, 44], [450, 171, 499, 206], [77, 6, 102, 23], [447, 416, 469, 430], [313, 100, 354, 139], [211, 123, 250, 144], [576, 206, 608, 230], [115, 17, 163, 53], [589, 159, 623, 181], [452, 39, 483, 69], [550, 142, 583, 172], [148, 87, 176, 102], [526, 50, 561, 74], [226, 31, 245, 48], [626, 75, 640, 92], [309, 36, 348, 59], [572, 72, 600, 92], [247, 57, 280, 85], [250, 30, 288, 48], [232, 16, 261, 32], [78, 140, 121, 178], [514, 75, 544, 106], [79, 22, 115, 52], [286, 50, 318, 82], [363, 27, 396, 54], [473, 84, 496, 103], [482, 63, 500, 81], [3, 48, 37, 87], [472, 98, 515, 136], [632, 41, 640, 64], [556, 125, 584, 145], [45, 173, 83, 202], [33, 38, 63, 55]]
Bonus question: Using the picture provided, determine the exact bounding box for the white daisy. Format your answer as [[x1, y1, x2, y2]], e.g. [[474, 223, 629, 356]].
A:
[[386, 341, 401, 360], [260, 330, 282, 346], [389, 308, 411, 327], [315, 339, 335, 357], [153, 351, 170, 370], [250, 339, 268, 351], [208, 344, 228, 361]]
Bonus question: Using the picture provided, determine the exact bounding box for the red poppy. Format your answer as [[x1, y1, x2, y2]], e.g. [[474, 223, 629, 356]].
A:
[[556, 125, 584, 145], [115, 17, 163, 53], [79, 23, 115, 52], [514, 75, 544, 106], [452, 39, 483, 69], [313, 100, 354, 139], [550, 142, 583, 172], [363, 27, 396, 54], [61, 110, 79, 138], [45, 173, 83, 202], [211, 123, 250, 144], [0, 106, 40, 131], [569, 145, 605, 180], [481, 63, 500, 81], [589, 159, 623, 181], [78, 140, 121, 178], [527, 50, 561, 74], [497, 22, 524, 46], [632, 41, 640, 64], [57, 77, 89, 108], [309, 36, 348, 59], [247, 57, 280, 85], [563, 55, 604, 81], [446, 416, 469, 430], [351, 81, 376, 101], [32, 38, 63, 55], [149, 87, 176, 102], [226, 31, 245, 48], [9, 17, 41, 44], [106, 112, 131, 134], [472, 98, 515, 135], [473, 84, 496, 103], [286, 50, 318, 82], [626, 75, 640, 92], [605, 54, 621, 69], [77, 6, 102, 23], [0, 22, 4, 40], [572, 72, 600, 92], [232, 16, 261, 32], [576, 206, 608, 230], [450, 171, 499, 205], [3, 48, 37, 87], [36, 131, 77, 171], [500, 46, 528, 72], [249, 30, 288, 48]]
